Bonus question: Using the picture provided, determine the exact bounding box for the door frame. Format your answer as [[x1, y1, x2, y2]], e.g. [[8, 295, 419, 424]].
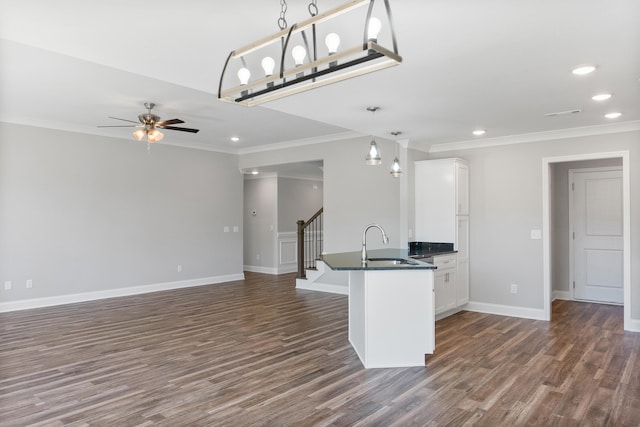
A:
[[568, 166, 624, 303], [542, 151, 631, 331]]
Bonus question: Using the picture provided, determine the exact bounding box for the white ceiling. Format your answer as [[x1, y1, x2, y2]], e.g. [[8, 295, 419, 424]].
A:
[[1, 0, 639, 155]]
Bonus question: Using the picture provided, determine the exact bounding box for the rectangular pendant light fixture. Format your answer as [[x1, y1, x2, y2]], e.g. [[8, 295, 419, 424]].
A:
[[218, 0, 402, 107]]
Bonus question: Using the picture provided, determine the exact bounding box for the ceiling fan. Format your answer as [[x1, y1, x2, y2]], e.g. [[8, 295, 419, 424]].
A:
[[98, 102, 199, 143]]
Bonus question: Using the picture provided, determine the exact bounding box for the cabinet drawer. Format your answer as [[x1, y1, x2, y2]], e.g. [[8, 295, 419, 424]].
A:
[[432, 254, 457, 269]]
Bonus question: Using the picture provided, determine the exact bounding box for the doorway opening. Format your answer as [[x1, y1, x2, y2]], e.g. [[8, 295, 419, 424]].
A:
[[242, 160, 324, 275], [542, 151, 631, 330]]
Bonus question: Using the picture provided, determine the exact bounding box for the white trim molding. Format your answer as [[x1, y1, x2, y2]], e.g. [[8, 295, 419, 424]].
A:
[[243, 265, 279, 274], [628, 318, 640, 333], [465, 301, 547, 321], [542, 151, 632, 331], [427, 121, 640, 154], [0, 273, 245, 313], [552, 290, 572, 301]]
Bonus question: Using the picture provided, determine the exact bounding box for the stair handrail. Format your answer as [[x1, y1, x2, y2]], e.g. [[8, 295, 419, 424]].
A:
[[297, 207, 323, 279]]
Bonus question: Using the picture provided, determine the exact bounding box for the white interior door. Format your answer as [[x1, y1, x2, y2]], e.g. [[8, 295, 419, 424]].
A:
[[571, 168, 623, 304]]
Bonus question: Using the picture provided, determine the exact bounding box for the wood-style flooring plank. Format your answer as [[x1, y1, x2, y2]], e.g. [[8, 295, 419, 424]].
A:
[[1, 273, 639, 426]]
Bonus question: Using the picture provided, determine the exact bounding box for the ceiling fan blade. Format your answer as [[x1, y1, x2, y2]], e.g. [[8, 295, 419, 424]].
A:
[[159, 126, 200, 133], [107, 116, 140, 124], [97, 125, 139, 128], [156, 118, 184, 126]]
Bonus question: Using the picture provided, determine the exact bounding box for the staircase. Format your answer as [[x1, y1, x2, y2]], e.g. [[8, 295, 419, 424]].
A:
[[294, 207, 348, 295]]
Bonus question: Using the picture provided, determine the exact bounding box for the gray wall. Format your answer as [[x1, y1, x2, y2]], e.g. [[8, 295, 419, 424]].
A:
[[0, 123, 244, 303], [550, 158, 623, 294], [243, 176, 277, 269], [278, 177, 323, 232], [240, 136, 402, 254], [427, 130, 640, 319]]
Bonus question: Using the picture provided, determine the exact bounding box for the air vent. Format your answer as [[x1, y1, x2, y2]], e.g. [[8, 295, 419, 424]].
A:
[[544, 109, 582, 117]]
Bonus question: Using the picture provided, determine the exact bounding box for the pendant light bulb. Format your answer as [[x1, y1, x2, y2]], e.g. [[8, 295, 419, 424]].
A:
[[132, 129, 146, 141], [365, 139, 382, 165], [146, 129, 164, 143], [390, 157, 402, 177], [237, 67, 251, 85], [368, 17, 382, 42], [292, 45, 307, 66], [261, 57, 275, 77], [325, 33, 341, 54]]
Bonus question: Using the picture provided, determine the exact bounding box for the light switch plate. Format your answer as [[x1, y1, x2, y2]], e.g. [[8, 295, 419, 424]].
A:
[[530, 229, 542, 240]]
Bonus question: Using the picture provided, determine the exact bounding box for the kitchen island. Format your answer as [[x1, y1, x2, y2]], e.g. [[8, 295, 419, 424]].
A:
[[322, 249, 436, 369]]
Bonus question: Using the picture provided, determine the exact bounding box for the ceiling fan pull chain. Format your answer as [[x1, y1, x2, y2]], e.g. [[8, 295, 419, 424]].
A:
[[278, 0, 288, 30]]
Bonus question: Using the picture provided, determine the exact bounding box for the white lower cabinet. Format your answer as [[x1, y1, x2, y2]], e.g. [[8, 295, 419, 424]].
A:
[[433, 254, 457, 315]]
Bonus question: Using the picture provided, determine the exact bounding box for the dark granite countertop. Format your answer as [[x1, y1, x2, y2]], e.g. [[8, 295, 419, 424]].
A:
[[322, 248, 436, 271]]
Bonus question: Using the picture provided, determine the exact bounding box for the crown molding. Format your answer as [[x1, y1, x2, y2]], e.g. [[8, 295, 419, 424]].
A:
[[236, 131, 362, 155], [428, 120, 640, 153]]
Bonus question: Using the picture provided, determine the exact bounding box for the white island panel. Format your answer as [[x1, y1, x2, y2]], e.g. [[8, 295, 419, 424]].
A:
[[348, 269, 434, 369]]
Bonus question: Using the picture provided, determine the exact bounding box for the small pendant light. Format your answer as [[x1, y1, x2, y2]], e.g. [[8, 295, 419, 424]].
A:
[[365, 107, 382, 165], [390, 131, 402, 177]]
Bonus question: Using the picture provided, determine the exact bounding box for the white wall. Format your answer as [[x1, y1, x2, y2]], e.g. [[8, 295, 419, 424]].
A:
[[240, 136, 402, 254], [427, 130, 640, 321], [0, 123, 244, 307]]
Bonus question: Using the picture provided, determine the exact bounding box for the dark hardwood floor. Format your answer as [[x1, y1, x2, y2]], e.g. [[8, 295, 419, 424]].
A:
[[1, 272, 638, 426]]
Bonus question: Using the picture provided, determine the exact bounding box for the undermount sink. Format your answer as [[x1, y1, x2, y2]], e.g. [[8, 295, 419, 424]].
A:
[[366, 257, 419, 266]]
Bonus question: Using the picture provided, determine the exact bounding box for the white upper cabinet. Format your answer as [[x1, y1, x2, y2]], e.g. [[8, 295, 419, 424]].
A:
[[455, 161, 469, 215], [415, 158, 469, 244]]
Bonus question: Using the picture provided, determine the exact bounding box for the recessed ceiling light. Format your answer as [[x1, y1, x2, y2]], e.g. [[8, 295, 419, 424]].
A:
[[592, 93, 612, 101], [472, 129, 486, 136], [572, 65, 597, 75], [230, 136, 240, 142], [605, 112, 622, 119], [250, 170, 259, 175]]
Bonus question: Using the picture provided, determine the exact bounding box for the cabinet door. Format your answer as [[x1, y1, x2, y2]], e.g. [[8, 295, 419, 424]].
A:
[[456, 215, 469, 256], [456, 162, 469, 215], [415, 160, 456, 242], [435, 268, 456, 314]]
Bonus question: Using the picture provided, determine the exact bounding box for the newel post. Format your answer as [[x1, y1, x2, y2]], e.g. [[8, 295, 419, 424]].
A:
[[297, 220, 306, 279]]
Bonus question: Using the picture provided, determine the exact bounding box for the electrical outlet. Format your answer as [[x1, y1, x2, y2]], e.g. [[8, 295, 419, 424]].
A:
[[4, 281, 12, 290], [256, 253, 260, 260], [233, 226, 239, 232], [510, 284, 518, 294], [26, 279, 33, 288]]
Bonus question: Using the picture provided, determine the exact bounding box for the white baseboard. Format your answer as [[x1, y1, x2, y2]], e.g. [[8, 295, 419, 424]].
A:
[[626, 318, 640, 332], [0, 273, 245, 313], [465, 301, 547, 321], [244, 264, 297, 275], [277, 264, 298, 274], [296, 279, 348, 295], [244, 265, 278, 275], [552, 290, 572, 301]]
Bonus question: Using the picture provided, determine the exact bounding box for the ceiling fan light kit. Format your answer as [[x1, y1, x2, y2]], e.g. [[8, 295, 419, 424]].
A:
[[218, 0, 402, 107]]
